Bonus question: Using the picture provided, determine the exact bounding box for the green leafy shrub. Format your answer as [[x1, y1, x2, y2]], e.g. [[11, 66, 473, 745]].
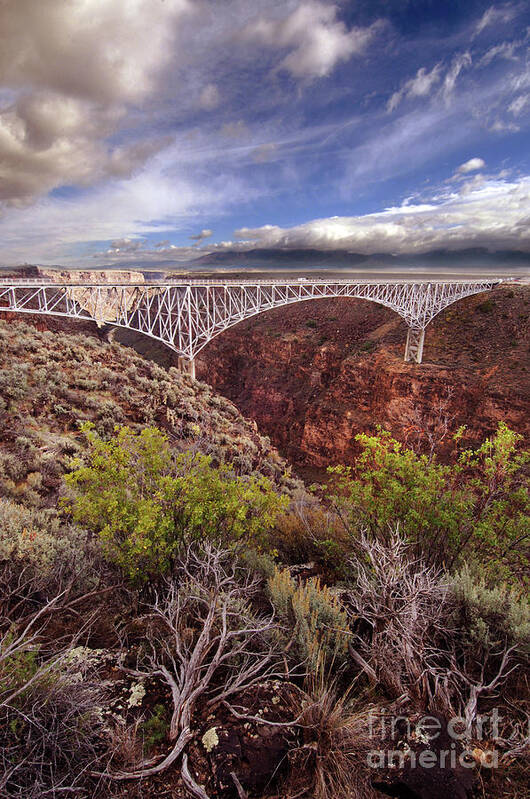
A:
[[327, 423, 529, 583], [64, 424, 288, 581], [328, 431, 464, 553]]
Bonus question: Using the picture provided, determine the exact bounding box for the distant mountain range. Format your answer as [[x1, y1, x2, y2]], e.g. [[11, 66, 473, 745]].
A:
[[3, 247, 529, 277], [189, 247, 530, 272]]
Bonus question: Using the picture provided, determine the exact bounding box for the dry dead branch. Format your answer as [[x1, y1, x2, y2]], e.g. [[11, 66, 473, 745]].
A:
[[106, 543, 282, 794], [344, 528, 527, 751], [451, 644, 521, 733], [345, 529, 451, 710], [181, 753, 210, 799]]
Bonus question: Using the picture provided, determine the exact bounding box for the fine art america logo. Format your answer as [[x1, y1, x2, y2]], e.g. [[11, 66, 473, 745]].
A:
[[366, 709, 512, 770]]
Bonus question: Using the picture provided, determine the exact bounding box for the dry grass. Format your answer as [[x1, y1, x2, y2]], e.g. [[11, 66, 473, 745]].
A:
[[282, 663, 380, 799]]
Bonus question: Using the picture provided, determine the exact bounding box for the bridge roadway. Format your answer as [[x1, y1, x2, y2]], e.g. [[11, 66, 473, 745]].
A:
[[0, 277, 502, 377]]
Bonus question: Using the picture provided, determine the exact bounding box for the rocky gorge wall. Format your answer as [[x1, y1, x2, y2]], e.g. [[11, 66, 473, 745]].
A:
[[196, 285, 529, 473]]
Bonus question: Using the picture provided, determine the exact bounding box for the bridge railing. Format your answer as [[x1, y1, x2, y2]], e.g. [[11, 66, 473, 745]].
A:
[[0, 276, 507, 287]]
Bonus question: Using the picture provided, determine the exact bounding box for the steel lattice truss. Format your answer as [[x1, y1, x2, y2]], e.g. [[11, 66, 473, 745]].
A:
[[0, 278, 500, 365]]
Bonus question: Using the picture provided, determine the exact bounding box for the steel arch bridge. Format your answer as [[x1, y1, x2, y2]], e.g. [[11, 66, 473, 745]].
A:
[[0, 278, 501, 377]]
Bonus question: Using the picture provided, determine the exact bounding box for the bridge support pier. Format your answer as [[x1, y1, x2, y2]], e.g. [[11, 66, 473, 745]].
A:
[[177, 357, 196, 380], [102, 324, 116, 344], [404, 327, 425, 364]]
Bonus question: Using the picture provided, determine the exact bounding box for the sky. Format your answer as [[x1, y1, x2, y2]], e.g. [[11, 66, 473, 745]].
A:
[[0, 0, 529, 270]]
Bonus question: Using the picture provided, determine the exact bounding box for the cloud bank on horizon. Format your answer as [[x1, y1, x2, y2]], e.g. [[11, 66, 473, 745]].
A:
[[0, 0, 529, 269]]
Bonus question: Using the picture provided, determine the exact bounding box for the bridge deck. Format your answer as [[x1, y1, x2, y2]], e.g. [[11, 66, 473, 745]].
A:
[[0, 277, 505, 287]]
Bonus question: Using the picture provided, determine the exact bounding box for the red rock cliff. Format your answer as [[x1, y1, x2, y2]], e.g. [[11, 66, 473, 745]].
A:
[[196, 285, 529, 471]]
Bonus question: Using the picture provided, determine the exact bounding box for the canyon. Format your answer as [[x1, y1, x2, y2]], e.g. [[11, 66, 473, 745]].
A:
[[2, 268, 528, 476], [196, 284, 529, 475]]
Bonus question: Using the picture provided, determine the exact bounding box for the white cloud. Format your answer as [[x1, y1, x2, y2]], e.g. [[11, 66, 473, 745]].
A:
[[232, 175, 530, 254], [8, 172, 527, 267], [95, 240, 205, 265], [340, 103, 463, 190], [0, 95, 172, 204], [508, 94, 529, 115], [0, 174, 206, 262], [198, 84, 220, 110], [457, 157, 486, 174], [243, 2, 379, 79], [108, 238, 145, 253], [0, 0, 190, 205], [387, 64, 442, 112], [458, 174, 486, 196], [0, 0, 190, 104], [442, 52, 472, 104], [0, 0, 528, 268], [349, 53, 530, 198], [479, 40, 518, 66], [0, 139, 261, 266], [474, 4, 517, 37], [387, 53, 472, 113], [190, 229, 213, 241], [488, 118, 520, 132]]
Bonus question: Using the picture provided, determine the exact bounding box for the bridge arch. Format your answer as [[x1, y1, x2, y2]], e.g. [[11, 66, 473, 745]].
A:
[[190, 292, 408, 358]]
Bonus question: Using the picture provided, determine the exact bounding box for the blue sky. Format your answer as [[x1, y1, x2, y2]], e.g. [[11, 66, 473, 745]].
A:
[[0, 0, 529, 268]]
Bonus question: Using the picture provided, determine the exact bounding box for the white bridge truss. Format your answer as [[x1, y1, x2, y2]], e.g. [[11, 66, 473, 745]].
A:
[[0, 278, 500, 375]]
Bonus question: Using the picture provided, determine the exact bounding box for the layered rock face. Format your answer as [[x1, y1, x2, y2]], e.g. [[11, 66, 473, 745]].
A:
[[9, 265, 145, 284], [197, 286, 529, 471], [3, 265, 146, 324]]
